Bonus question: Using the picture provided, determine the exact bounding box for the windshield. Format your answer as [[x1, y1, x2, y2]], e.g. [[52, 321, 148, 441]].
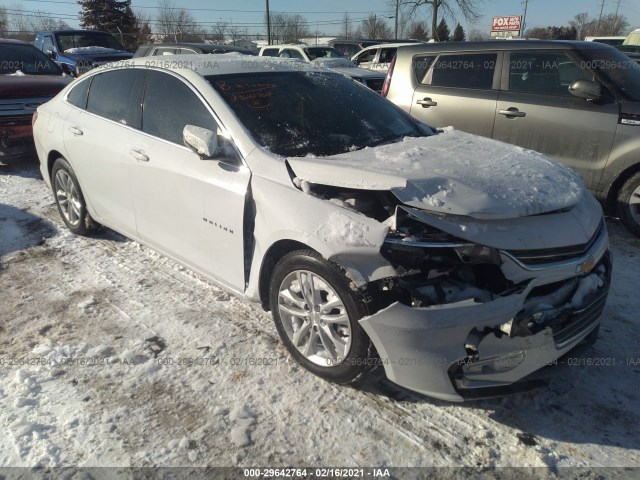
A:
[[208, 71, 429, 157], [0, 44, 62, 75], [56, 33, 125, 52], [580, 46, 640, 101], [304, 47, 345, 60]]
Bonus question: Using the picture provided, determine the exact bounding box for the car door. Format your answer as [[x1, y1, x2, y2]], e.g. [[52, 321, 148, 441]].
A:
[[410, 52, 501, 137], [493, 50, 619, 188], [62, 69, 145, 235], [129, 69, 251, 291]]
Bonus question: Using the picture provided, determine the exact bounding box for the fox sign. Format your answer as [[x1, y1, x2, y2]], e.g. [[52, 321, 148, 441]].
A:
[[491, 16, 522, 32]]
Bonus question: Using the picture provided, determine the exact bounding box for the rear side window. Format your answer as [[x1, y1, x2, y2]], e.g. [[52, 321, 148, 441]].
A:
[[142, 70, 215, 145], [413, 55, 436, 84], [86, 70, 144, 127], [261, 48, 279, 57], [431, 53, 497, 89], [509, 51, 593, 96], [67, 78, 92, 109], [153, 48, 176, 56]]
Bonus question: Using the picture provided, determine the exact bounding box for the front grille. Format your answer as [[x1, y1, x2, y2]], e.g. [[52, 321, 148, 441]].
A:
[[552, 290, 607, 348], [506, 220, 604, 266], [365, 78, 384, 93]]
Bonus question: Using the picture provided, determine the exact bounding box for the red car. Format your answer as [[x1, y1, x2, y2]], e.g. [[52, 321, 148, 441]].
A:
[[1, 39, 71, 161]]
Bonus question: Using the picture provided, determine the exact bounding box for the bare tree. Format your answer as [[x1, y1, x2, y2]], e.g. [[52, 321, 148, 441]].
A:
[[210, 21, 228, 43], [156, 0, 203, 42], [29, 12, 70, 31], [355, 15, 393, 39], [569, 12, 595, 40], [0, 6, 9, 37], [402, 0, 483, 41], [6, 4, 32, 41], [267, 12, 310, 44], [341, 12, 353, 39]]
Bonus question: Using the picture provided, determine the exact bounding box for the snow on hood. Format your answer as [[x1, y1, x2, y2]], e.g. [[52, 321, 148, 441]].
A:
[[64, 46, 122, 54], [287, 129, 585, 220]]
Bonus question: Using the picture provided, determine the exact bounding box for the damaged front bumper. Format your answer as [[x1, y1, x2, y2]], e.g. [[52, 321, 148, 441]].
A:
[[359, 227, 612, 402]]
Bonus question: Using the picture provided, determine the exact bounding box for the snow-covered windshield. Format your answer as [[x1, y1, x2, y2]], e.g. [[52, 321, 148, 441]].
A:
[[207, 71, 430, 157], [56, 32, 125, 53], [0, 44, 62, 75], [580, 46, 640, 101]]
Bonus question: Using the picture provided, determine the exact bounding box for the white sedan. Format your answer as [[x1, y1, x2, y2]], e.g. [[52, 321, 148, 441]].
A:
[[33, 55, 611, 401]]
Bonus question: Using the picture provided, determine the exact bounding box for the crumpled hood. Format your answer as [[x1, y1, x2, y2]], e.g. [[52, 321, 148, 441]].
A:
[[287, 129, 585, 220]]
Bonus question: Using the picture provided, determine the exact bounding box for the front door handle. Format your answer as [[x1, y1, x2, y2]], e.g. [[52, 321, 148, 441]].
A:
[[130, 149, 149, 162], [68, 126, 83, 136], [499, 108, 526, 118], [416, 97, 438, 108]]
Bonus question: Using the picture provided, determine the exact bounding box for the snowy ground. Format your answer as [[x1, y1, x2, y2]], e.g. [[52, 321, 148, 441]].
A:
[[1, 158, 639, 473]]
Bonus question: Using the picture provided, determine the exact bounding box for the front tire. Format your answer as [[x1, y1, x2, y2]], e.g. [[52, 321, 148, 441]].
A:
[[269, 250, 374, 384], [617, 172, 640, 237], [51, 158, 97, 235]]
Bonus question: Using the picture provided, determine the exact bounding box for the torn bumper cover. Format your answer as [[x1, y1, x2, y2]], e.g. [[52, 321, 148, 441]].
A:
[[359, 240, 612, 402]]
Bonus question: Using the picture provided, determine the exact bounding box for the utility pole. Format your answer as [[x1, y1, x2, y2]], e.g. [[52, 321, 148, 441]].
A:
[[266, 0, 271, 45], [596, 0, 605, 36], [521, 0, 529, 37], [612, 0, 622, 35], [395, 0, 399, 40]]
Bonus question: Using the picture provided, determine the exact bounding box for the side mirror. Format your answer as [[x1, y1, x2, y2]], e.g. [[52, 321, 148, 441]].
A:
[[569, 80, 602, 101], [183, 125, 218, 158], [60, 63, 76, 77], [45, 49, 56, 59]]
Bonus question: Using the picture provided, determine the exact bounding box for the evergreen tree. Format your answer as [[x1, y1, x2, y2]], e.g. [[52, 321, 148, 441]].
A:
[[78, 0, 139, 48], [435, 18, 450, 42], [452, 23, 466, 41]]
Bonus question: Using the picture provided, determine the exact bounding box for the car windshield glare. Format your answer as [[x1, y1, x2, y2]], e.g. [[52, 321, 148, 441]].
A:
[[581, 46, 640, 101], [56, 33, 125, 52], [0, 45, 62, 75], [207, 71, 428, 157]]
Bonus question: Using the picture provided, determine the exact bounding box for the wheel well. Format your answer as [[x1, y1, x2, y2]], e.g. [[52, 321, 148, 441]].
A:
[[605, 163, 640, 213], [46, 150, 64, 180], [258, 240, 315, 311]]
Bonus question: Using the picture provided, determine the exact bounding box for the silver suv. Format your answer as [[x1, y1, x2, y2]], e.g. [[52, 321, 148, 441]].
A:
[[385, 40, 640, 236]]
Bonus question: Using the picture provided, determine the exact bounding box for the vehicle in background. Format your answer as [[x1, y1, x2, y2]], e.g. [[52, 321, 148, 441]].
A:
[[133, 42, 256, 57], [34, 30, 133, 76], [1, 39, 71, 160], [352, 42, 421, 72], [328, 39, 381, 58], [384, 40, 640, 236], [258, 44, 386, 93], [623, 29, 640, 45], [584, 36, 626, 45], [33, 56, 610, 401], [615, 45, 640, 64]]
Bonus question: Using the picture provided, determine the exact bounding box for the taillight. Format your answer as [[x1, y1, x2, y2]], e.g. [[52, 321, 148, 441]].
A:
[[381, 55, 396, 97], [32, 111, 38, 127]]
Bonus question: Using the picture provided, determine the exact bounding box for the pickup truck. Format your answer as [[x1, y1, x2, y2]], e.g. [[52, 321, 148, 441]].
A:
[[34, 30, 133, 76]]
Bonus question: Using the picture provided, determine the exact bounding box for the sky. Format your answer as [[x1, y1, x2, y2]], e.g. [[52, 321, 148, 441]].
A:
[[5, 0, 640, 37]]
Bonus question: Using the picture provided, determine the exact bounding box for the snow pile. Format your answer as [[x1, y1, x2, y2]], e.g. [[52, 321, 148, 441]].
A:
[[316, 211, 373, 247], [64, 47, 121, 54]]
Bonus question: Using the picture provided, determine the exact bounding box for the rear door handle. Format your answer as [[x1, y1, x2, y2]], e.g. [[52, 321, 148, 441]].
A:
[[130, 149, 149, 162], [499, 108, 526, 118], [68, 126, 83, 136], [416, 98, 438, 108]]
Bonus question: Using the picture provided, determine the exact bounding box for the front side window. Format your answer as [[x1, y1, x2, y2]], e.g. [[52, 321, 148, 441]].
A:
[[509, 51, 593, 96], [431, 53, 497, 90], [208, 71, 428, 157], [283, 49, 304, 60], [86, 70, 144, 127], [355, 49, 377, 64], [413, 55, 436, 84], [142, 70, 215, 145], [261, 48, 279, 57], [153, 48, 176, 56], [42, 36, 55, 53]]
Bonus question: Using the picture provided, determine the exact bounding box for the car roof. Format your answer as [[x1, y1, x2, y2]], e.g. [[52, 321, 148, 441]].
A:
[[365, 42, 423, 49], [38, 29, 111, 34], [96, 54, 324, 77], [0, 38, 29, 45], [397, 39, 615, 53]]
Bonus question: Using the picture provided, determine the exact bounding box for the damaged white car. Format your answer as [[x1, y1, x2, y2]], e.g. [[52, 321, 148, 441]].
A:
[[33, 56, 611, 401]]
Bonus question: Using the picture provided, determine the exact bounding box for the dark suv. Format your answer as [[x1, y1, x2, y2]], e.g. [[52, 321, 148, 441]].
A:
[[1, 39, 71, 160], [385, 40, 640, 236], [34, 30, 132, 76]]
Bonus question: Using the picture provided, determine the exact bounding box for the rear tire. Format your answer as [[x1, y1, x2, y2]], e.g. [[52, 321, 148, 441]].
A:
[[269, 250, 375, 384], [51, 158, 97, 235], [617, 172, 640, 237]]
